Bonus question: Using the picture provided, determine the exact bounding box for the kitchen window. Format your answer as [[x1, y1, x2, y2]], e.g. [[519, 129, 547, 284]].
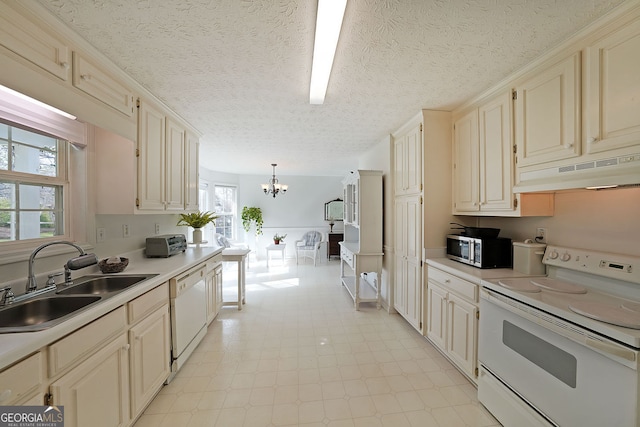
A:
[[214, 184, 237, 239], [0, 123, 67, 243]]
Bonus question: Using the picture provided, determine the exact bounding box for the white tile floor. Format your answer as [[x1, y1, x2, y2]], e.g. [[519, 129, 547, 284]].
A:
[[134, 257, 501, 427]]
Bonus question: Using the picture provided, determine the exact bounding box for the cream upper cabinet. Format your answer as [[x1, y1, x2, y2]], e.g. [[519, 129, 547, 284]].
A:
[[585, 18, 640, 154], [165, 117, 186, 211], [137, 100, 166, 211], [514, 52, 581, 167], [72, 52, 135, 117], [453, 109, 480, 212], [453, 92, 554, 217], [0, 2, 70, 81], [185, 131, 200, 211], [394, 122, 422, 196]]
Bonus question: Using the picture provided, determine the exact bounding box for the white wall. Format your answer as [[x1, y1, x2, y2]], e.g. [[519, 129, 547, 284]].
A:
[[236, 173, 344, 258], [478, 187, 640, 257]]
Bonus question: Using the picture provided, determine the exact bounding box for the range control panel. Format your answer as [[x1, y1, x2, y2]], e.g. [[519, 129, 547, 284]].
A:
[[544, 245, 640, 285]]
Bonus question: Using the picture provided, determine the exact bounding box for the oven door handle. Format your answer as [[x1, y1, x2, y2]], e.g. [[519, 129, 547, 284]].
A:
[[585, 337, 636, 361], [481, 288, 638, 365]]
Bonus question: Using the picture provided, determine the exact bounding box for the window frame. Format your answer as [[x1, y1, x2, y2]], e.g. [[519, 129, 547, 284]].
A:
[[213, 184, 237, 240]]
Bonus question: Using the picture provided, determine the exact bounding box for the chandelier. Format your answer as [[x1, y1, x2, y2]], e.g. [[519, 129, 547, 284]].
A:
[[261, 163, 288, 198]]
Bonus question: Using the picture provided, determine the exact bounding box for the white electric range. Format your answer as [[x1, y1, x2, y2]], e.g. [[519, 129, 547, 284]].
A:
[[478, 245, 640, 427]]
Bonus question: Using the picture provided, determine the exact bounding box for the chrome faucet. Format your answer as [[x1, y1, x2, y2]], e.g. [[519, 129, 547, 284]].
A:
[[26, 241, 98, 293]]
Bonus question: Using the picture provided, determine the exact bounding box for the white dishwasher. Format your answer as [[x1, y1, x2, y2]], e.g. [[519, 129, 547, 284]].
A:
[[168, 265, 207, 380]]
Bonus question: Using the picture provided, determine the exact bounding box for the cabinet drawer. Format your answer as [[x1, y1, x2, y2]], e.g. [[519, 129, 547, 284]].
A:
[[48, 306, 126, 377], [428, 267, 477, 302], [0, 352, 43, 405], [128, 282, 169, 325], [72, 51, 135, 116], [341, 247, 354, 269], [207, 253, 223, 271]]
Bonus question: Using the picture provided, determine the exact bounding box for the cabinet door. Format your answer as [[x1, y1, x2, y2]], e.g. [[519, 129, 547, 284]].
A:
[[215, 264, 224, 313], [0, 352, 43, 405], [515, 52, 581, 167], [447, 293, 478, 379], [453, 110, 480, 212], [0, 2, 70, 81], [426, 282, 448, 351], [137, 100, 166, 210], [206, 268, 216, 325], [478, 92, 514, 211], [72, 52, 135, 117], [585, 19, 640, 154], [51, 335, 129, 427], [394, 123, 423, 196], [185, 131, 200, 211], [165, 117, 185, 211], [129, 305, 170, 420]]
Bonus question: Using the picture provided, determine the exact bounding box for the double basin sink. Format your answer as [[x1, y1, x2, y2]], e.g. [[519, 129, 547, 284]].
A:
[[0, 274, 157, 333]]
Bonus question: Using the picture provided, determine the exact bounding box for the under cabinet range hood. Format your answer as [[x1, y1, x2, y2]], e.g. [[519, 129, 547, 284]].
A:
[[514, 151, 640, 193]]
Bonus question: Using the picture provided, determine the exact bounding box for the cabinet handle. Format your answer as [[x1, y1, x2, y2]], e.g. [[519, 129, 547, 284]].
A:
[[59, 61, 69, 69], [0, 389, 12, 404], [564, 142, 574, 149], [80, 74, 91, 81], [588, 136, 599, 144], [444, 279, 451, 284], [123, 344, 130, 351]]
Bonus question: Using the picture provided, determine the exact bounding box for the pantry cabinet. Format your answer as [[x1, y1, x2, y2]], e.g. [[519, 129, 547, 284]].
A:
[[394, 121, 422, 196], [426, 265, 479, 383], [584, 18, 640, 154], [453, 92, 554, 217], [394, 196, 422, 331]]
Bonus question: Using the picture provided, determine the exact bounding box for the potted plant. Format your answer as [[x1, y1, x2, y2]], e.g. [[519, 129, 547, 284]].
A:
[[241, 206, 263, 236], [177, 211, 218, 243], [273, 233, 287, 245]]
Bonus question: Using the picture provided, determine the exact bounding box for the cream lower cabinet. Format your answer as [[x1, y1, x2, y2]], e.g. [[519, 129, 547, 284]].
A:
[[129, 285, 171, 419], [206, 253, 223, 324], [426, 266, 479, 383], [0, 352, 45, 405], [50, 334, 130, 427]]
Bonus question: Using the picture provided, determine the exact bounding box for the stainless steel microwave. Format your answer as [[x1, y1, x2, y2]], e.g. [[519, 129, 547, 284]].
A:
[[446, 234, 512, 268]]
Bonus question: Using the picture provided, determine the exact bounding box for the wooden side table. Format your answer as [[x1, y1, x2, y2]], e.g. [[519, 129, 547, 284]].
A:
[[327, 233, 343, 259], [266, 243, 286, 267]]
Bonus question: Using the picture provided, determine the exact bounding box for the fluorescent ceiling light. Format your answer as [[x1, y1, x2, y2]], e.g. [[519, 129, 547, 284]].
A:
[[0, 84, 76, 120], [309, 0, 347, 105]]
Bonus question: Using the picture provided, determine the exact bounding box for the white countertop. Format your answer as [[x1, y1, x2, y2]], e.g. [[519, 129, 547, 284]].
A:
[[0, 245, 223, 370], [426, 257, 544, 285]]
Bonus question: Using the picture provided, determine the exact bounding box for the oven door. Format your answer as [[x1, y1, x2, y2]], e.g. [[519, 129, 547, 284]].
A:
[[478, 288, 639, 427]]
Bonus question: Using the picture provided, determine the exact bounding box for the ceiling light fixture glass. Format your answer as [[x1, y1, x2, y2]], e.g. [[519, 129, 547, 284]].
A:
[[261, 163, 288, 198], [309, 0, 347, 105]]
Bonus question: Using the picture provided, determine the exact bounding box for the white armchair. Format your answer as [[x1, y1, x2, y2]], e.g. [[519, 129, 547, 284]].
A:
[[295, 231, 323, 266]]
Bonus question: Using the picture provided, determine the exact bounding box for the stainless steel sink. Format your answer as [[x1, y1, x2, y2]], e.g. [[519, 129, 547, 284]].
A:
[[0, 296, 101, 333], [56, 275, 155, 296]]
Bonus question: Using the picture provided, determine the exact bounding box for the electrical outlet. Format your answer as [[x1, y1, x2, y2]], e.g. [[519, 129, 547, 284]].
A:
[[123, 224, 130, 238], [155, 223, 160, 234], [96, 227, 106, 242], [536, 227, 547, 242]]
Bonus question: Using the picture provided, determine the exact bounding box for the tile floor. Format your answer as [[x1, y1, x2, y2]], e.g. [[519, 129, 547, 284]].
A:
[[134, 257, 501, 427]]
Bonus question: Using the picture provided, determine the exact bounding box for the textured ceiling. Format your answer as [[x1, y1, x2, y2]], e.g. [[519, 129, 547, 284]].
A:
[[38, 0, 626, 177]]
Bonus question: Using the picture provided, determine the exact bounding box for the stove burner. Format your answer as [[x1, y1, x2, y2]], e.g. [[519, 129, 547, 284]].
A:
[[530, 278, 587, 294], [497, 279, 541, 293], [569, 301, 640, 329]]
